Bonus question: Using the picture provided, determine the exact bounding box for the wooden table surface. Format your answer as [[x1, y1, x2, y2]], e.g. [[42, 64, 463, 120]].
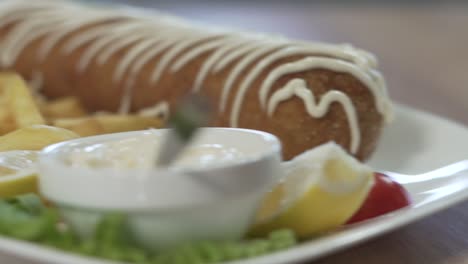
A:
[[134, 2, 468, 263]]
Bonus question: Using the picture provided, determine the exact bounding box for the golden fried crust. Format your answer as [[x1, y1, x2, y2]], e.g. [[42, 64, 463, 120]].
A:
[[0, 20, 383, 161], [127, 47, 383, 160]]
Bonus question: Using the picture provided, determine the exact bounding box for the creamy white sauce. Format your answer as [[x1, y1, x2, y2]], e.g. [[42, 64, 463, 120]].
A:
[[0, 1, 394, 154], [67, 134, 247, 170]]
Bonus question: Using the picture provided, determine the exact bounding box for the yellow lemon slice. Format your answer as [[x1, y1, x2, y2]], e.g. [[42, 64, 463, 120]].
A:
[[250, 142, 374, 239], [0, 151, 39, 198]]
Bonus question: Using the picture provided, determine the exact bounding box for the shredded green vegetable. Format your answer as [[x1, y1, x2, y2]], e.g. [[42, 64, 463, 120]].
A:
[[0, 194, 297, 264]]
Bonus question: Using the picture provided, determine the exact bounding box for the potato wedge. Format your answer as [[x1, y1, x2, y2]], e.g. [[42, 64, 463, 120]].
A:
[[0, 166, 15, 176], [53, 117, 105, 137], [0, 72, 45, 127], [0, 83, 14, 135], [0, 115, 16, 135], [0, 125, 79, 151], [42, 96, 88, 119], [34, 93, 49, 115]]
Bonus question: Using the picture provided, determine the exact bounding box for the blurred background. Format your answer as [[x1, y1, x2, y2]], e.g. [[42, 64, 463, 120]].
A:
[[88, 0, 468, 124]]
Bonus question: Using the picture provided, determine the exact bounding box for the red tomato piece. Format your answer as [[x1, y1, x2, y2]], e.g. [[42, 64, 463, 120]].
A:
[[346, 172, 411, 224]]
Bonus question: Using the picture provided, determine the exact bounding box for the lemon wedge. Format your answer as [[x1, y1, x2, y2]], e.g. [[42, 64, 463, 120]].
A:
[[0, 151, 39, 198], [250, 142, 374, 239], [0, 125, 79, 152]]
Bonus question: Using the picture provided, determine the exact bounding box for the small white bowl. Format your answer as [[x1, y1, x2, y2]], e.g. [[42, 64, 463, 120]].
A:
[[38, 128, 282, 250]]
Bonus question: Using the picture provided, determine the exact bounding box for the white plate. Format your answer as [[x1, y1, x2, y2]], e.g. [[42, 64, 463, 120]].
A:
[[1, 104, 468, 264]]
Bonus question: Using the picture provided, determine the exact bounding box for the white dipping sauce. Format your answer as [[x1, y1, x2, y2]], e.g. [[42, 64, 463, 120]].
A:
[[66, 134, 247, 169]]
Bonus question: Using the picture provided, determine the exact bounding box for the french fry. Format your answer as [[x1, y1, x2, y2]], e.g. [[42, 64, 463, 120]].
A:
[[93, 115, 164, 133], [0, 71, 165, 150], [0, 91, 15, 135], [0, 115, 16, 135], [0, 166, 15, 176], [42, 96, 88, 119], [33, 93, 49, 114], [0, 72, 45, 127], [53, 117, 105, 137], [54, 115, 163, 135], [0, 125, 79, 151]]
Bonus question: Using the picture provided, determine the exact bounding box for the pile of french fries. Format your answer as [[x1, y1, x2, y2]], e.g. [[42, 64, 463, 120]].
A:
[[0, 72, 164, 151]]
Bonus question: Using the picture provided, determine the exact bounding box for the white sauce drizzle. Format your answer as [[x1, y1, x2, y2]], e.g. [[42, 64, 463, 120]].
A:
[[130, 38, 182, 77], [75, 21, 152, 72], [267, 79, 360, 153], [137, 101, 170, 120], [0, 1, 393, 154], [77, 30, 124, 72], [39, 18, 106, 63], [171, 38, 227, 72], [0, 6, 46, 32], [97, 32, 143, 67], [1, 13, 68, 66], [118, 77, 134, 114], [221, 42, 284, 112], [213, 43, 259, 73], [114, 37, 162, 83], [28, 71, 44, 93], [192, 38, 250, 93], [61, 22, 124, 55], [149, 34, 219, 84], [259, 57, 389, 118]]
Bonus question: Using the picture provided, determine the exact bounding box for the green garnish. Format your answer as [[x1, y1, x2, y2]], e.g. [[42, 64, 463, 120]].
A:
[[169, 108, 201, 141], [168, 95, 212, 141], [156, 94, 213, 167], [0, 194, 297, 264]]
